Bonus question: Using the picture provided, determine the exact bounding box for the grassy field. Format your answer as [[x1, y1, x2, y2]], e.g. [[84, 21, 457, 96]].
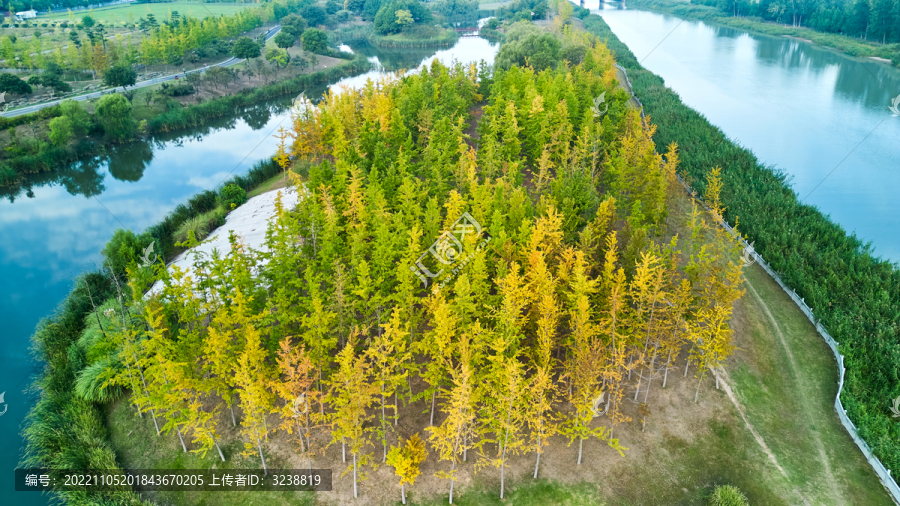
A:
[[38, 2, 250, 26]]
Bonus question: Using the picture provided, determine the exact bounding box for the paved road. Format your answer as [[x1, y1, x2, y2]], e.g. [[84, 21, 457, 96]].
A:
[[2, 25, 280, 118]]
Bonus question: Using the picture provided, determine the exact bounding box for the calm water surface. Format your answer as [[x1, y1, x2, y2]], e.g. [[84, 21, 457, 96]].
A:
[[593, 4, 900, 262], [0, 36, 498, 504]]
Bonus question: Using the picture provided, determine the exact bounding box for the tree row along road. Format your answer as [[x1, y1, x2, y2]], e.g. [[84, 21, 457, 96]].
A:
[[2, 25, 281, 118]]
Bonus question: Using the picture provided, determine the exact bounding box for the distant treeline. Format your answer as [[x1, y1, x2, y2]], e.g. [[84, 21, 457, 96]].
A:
[[658, 0, 900, 45], [631, 0, 900, 62], [583, 13, 900, 473]]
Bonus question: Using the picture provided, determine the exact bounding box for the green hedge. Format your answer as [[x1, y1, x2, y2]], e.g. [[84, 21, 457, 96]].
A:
[[584, 14, 900, 472]]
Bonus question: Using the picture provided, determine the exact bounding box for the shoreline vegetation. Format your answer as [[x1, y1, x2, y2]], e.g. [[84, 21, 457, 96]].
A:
[[18, 155, 282, 505], [0, 54, 371, 190], [368, 26, 461, 47], [582, 11, 900, 477], [628, 0, 900, 63]]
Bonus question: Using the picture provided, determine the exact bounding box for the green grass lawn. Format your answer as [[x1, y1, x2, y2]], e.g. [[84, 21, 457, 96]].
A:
[[39, 2, 250, 25], [728, 264, 891, 504]]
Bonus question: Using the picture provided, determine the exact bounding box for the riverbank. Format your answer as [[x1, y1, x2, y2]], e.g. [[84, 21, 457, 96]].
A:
[[628, 0, 899, 62], [17, 154, 293, 504], [584, 11, 900, 478], [0, 54, 371, 189]]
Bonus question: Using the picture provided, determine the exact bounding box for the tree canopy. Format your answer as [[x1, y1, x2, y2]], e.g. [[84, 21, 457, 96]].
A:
[[232, 36, 262, 60], [95, 93, 137, 141], [274, 31, 296, 49], [373, 0, 433, 34], [301, 28, 330, 54], [103, 65, 138, 89]]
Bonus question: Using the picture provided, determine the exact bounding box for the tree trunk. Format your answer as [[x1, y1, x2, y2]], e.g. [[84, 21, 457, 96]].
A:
[[353, 452, 358, 498], [534, 412, 544, 479], [694, 373, 704, 403], [342, 438, 346, 463], [662, 350, 672, 388], [382, 386, 388, 462], [463, 429, 468, 462], [430, 391, 436, 426], [402, 482, 406, 504], [230, 403, 237, 427], [577, 435, 584, 465], [256, 432, 268, 474], [643, 340, 660, 404], [449, 422, 463, 504], [212, 433, 225, 462], [176, 426, 187, 452], [296, 420, 306, 452]]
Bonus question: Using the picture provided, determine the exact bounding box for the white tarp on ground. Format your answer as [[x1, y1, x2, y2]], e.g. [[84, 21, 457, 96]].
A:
[[148, 186, 299, 295]]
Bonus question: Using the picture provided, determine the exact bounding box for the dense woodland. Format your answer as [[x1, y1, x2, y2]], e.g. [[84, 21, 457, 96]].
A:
[[20, 25, 755, 504]]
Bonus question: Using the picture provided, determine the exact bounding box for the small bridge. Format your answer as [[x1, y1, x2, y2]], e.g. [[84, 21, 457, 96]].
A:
[[453, 27, 479, 33]]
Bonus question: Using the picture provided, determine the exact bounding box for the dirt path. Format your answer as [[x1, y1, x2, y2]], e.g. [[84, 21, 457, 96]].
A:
[[744, 276, 845, 505], [715, 366, 788, 479]]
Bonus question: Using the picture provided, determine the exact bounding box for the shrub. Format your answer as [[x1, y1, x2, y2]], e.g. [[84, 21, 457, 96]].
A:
[[710, 485, 749, 506], [101, 228, 153, 277], [220, 183, 247, 209], [335, 9, 352, 23], [174, 206, 226, 243], [158, 82, 195, 97], [48, 116, 74, 146]]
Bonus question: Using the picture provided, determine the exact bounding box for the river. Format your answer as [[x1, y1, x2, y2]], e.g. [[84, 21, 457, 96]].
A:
[[590, 3, 900, 263], [0, 35, 498, 504]]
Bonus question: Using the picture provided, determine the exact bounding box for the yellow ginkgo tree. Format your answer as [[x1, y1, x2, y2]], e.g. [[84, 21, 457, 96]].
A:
[[387, 433, 428, 505]]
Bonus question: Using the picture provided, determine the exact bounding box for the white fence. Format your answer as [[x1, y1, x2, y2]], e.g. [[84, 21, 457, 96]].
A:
[[616, 63, 900, 504]]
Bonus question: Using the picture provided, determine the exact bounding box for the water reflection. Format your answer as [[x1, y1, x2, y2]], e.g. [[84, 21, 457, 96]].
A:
[[599, 9, 900, 262], [108, 142, 153, 182]]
